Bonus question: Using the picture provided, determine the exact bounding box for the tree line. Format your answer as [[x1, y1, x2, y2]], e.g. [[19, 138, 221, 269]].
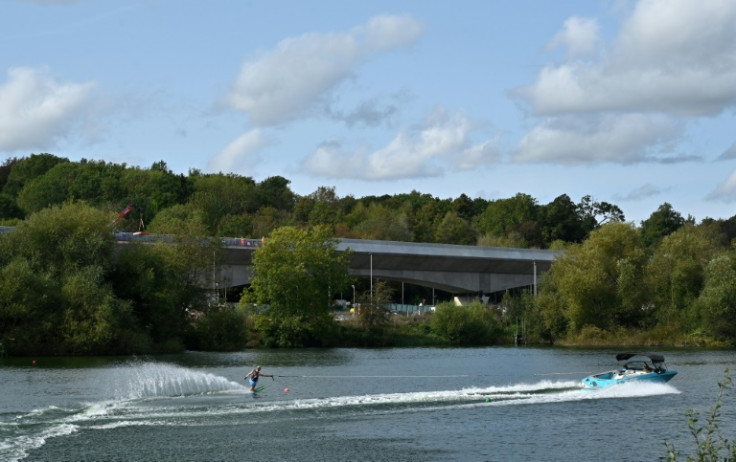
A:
[[0, 153, 677, 247], [1, 153, 736, 355]]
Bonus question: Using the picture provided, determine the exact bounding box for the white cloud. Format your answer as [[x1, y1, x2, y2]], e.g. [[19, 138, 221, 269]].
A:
[[301, 108, 500, 180], [515, 113, 682, 164], [546, 16, 599, 59], [223, 14, 423, 126], [208, 129, 268, 175], [709, 169, 736, 201], [0, 67, 96, 152], [519, 0, 736, 116], [512, 0, 736, 168]]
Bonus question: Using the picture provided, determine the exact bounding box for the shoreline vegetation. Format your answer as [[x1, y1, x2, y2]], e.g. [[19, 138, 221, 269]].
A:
[[1, 155, 736, 357]]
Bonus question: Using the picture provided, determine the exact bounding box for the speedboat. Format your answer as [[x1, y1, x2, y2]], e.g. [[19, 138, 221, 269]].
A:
[[581, 353, 677, 389]]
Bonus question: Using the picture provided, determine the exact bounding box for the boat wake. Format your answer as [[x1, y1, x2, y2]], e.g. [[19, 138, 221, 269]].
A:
[[0, 363, 680, 461]]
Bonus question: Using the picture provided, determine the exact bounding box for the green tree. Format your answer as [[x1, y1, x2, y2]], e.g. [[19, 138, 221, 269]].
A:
[[434, 211, 476, 245], [0, 194, 23, 220], [351, 202, 412, 241], [2, 153, 69, 197], [148, 204, 209, 236], [119, 164, 192, 223], [541, 194, 587, 244], [431, 301, 502, 345], [646, 225, 720, 330], [243, 225, 351, 346], [112, 234, 216, 351], [537, 222, 647, 333], [189, 173, 257, 234], [640, 202, 686, 248], [694, 254, 736, 342], [357, 279, 393, 342], [16, 162, 80, 213], [256, 176, 296, 212], [576, 195, 625, 230], [0, 202, 134, 355], [476, 193, 539, 247]]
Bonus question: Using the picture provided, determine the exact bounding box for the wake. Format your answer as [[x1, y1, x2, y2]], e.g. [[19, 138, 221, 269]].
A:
[[1, 364, 680, 462]]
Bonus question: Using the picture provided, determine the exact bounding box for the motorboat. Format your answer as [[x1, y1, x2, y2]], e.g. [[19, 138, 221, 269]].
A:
[[581, 353, 677, 389]]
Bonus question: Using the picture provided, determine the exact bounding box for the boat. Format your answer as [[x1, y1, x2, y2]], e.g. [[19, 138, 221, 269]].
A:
[[581, 353, 677, 389]]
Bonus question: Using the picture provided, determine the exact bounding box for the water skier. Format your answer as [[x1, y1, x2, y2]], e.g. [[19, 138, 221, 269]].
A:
[[245, 365, 273, 392]]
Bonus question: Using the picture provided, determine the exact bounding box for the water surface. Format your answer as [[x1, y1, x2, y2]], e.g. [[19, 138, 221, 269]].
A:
[[1, 348, 734, 461]]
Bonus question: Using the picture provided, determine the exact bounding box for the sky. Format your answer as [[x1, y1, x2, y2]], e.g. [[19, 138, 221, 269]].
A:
[[1, 0, 735, 224]]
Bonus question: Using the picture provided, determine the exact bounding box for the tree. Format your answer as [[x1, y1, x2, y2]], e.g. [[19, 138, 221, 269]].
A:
[[307, 186, 341, 226], [356, 279, 393, 344], [434, 211, 476, 245], [2, 153, 69, 197], [351, 202, 412, 241], [576, 195, 625, 230], [694, 254, 736, 342], [431, 301, 502, 345], [541, 194, 587, 244], [476, 193, 539, 246], [0, 202, 133, 355], [640, 203, 686, 248], [646, 225, 720, 330], [537, 222, 647, 333], [16, 162, 77, 213], [243, 225, 351, 346], [112, 238, 214, 351], [256, 176, 296, 212], [189, 173, 257, 234]]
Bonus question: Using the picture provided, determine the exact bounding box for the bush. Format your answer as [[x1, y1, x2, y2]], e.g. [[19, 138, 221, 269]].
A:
[[185, 306, 248, 351], [431, 302, 503, 345], [665, 370, 735, 461]]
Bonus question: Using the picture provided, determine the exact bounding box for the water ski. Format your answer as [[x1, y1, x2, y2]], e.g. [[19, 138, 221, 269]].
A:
[[251, 385, 266, 394]]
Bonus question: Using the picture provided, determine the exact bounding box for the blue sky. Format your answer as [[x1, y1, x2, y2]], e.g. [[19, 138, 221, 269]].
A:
[[2, 0, 735, 224]]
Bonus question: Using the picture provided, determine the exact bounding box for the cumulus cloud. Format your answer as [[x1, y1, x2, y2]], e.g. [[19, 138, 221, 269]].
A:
[[208, 129, 268, 175], [515, 113, 683, 164], [301, 108, 500, 180], [512, 0, 736, 167], [0, 67, 96, 152], [223, 14, 423, 126], [546, 16, 599, 59], [520, 0, 736, 116]]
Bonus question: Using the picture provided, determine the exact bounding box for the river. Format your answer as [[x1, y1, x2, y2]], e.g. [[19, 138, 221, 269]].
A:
[[1, 348, 734, 461]]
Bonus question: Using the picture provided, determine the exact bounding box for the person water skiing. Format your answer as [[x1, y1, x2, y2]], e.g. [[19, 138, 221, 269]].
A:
[[245, 365, 273, 392]]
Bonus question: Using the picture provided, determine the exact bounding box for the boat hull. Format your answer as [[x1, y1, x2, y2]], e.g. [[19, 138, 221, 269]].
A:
[[581, 370, 677, 389]]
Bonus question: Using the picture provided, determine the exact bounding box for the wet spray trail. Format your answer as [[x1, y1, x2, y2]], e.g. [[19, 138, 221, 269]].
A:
[[0, 360, 680, 461]]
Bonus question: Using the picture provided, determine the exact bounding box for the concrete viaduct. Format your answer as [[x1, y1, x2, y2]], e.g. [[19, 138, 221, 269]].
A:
[[216, 238, 561, 296]]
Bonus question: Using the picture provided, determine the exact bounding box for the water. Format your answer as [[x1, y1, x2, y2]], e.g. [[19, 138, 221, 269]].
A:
[[1, 348, 734, 461]]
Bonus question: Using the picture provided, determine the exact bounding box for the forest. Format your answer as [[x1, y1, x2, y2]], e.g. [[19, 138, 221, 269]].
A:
[[1, 153, 736, 355]]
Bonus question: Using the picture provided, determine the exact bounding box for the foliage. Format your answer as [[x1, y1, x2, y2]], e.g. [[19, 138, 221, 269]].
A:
[[664, 371, 735, 461], [645, 225, 720, 331], [536, 222, 648, 334], [431, 301, 503, 345], [2, 153, 69, 198], [4, 153, 736, 352], [356, 279, 394, 345], [185, 305, 248, 351], [243, 225, 351, 346], [693, 254, 736, 342], [640, 202, 687, 248], [0, 202, 127, 354]]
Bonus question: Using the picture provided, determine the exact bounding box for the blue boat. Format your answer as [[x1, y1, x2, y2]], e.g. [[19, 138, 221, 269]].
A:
[[581, 353, 677, 389]]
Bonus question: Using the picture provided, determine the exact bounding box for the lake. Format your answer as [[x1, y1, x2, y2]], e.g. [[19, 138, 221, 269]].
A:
[[1, 348, 734, 461]]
